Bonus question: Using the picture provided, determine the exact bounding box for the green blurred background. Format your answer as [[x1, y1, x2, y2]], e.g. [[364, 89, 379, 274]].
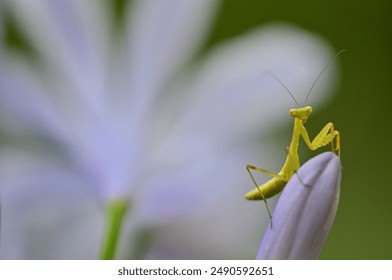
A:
[[3, 0, 392, 259], [204, 0, 392, 259]]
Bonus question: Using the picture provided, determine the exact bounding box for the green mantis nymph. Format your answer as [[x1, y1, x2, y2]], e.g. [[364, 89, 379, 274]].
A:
[[245, 51, 344, 217]]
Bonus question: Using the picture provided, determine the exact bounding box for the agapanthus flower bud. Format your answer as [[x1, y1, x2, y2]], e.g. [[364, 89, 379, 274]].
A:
[[257, 152, 341, 259]]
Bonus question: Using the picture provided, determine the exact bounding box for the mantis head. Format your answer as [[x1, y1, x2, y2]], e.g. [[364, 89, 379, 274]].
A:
[[290, 106, 313, 122]]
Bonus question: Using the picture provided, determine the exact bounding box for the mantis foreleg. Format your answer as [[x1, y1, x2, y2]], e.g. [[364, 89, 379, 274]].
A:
[[299, 122, 340, 157]]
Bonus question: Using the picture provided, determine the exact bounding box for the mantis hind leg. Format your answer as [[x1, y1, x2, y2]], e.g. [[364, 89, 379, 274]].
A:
[[246, 164, 286, 221], [246, 164, 287, 182]]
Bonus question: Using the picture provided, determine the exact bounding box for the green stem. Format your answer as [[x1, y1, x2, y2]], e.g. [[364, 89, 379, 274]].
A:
[[100, 199, 129, 260]]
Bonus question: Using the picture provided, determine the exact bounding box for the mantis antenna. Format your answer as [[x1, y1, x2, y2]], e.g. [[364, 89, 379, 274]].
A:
[[265, 71, 300, 107], [305, 49, 346, 105]]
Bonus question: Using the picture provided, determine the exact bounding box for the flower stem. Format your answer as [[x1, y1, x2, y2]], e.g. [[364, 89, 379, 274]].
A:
[[100, 199, 129, 260]]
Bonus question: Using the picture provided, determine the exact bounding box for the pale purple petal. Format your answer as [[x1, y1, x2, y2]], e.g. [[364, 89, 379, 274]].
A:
[[0, 63, 133, 201], [4, 0, 110, 109], [0, 148, 102, 259], [119, 0, 219, 120], [0, 66, 70, 139], [257, 152, 341, 259]]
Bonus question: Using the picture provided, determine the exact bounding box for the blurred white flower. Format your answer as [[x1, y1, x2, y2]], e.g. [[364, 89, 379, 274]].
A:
[[256, 152, 341, 259], [0, 0, 337, 259]]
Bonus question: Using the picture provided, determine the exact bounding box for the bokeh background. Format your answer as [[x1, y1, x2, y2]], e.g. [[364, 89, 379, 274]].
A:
[[204, 0, 392, 259], [1, 0, 392, 259]]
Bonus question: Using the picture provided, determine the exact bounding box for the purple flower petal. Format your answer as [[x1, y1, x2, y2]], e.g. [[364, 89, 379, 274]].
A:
[[257, 152, 341, 259]]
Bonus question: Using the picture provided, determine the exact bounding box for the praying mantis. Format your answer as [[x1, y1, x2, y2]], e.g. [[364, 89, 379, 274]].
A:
[[245, 51, 344, 217]]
